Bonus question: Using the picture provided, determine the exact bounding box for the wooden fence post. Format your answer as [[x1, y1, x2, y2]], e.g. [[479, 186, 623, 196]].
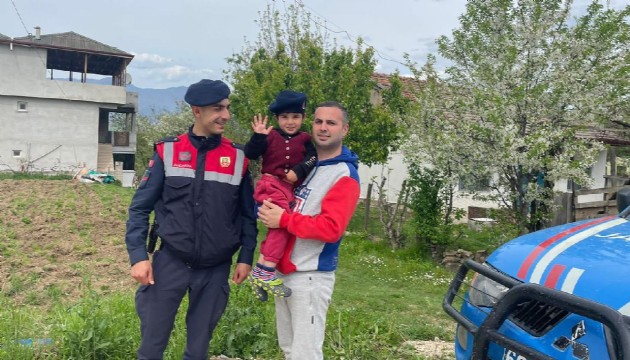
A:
[[364, 183, 372, 232]]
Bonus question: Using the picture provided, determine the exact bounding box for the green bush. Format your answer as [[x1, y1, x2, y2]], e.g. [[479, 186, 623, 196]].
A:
[[447, 221, 520, 254], [406, 164, 455, 257]]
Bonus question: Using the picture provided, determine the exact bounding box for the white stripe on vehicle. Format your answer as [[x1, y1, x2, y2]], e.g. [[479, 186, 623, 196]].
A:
[[559, 268, 584, 294], [620, 302, 630, 316], [530, 218, 626, 284]]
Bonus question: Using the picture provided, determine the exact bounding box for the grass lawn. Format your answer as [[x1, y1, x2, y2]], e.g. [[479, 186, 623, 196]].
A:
[[0, 178, 458, 359]]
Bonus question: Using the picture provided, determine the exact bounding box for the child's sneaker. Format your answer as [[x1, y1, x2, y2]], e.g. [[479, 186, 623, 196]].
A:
[[248, 275, 268, 302], [253, 276, 292, 298]]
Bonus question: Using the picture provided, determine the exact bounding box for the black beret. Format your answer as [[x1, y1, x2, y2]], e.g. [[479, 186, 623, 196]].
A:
[[269, 90, 307, 114], [184, 79, 230, 106]]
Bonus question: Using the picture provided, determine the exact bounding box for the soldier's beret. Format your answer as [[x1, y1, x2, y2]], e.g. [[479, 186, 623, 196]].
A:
[[184, 79, 230, 106], [269, 90, 307, 115]]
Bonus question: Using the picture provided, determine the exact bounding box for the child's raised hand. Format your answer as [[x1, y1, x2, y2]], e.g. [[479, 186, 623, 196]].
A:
[[251, 114, 273, 135]]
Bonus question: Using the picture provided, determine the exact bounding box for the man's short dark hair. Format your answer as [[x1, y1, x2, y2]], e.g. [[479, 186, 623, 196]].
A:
[[316, 101, 349, 125]]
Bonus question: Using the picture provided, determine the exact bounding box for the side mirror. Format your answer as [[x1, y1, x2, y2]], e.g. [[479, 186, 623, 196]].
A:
[[616, 186, 630, 214]]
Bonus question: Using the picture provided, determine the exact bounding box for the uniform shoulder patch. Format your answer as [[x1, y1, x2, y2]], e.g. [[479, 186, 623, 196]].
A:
[[231, 142, 245, 150], [154, 136, 180, 146]]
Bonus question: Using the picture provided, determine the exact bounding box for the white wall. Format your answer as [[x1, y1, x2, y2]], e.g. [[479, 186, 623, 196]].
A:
[[358, 148, 610, 219], [358, 151, 408, 202], [358, 151, 499, 217], [575, 149, 608, 203], [0, 97, 100, 172]]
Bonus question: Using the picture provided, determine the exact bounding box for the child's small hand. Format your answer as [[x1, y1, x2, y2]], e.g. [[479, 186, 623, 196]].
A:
[[284, 170, 298, 184], [251, 114, 273, 135]]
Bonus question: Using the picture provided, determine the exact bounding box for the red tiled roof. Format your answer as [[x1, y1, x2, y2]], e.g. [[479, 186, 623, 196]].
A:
[[371, 72, 424, 99], [577, 128, 630, 146], [370, 73, 630, 145]]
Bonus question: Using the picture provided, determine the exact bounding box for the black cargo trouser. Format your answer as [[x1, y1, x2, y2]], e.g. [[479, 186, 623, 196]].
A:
[[135, 246, 231, 360]]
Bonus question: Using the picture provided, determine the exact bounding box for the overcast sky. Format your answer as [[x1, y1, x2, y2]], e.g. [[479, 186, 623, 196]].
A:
[[1, 0, 626, 89]]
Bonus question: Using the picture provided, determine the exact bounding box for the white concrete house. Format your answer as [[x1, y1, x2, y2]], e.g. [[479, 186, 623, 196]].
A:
[[0, 28, 138, 186], [362, 73, 630, 224]]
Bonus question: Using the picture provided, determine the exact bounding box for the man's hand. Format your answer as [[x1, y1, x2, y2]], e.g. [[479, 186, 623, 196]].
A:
[[258, 199, 285, 228], [232, 263, 252, 284], [130, 260, 154, 285], [251, 114, 273, 135]]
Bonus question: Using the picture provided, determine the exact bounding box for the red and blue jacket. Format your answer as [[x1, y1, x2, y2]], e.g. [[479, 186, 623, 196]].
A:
[[276, 146, 360, 274]]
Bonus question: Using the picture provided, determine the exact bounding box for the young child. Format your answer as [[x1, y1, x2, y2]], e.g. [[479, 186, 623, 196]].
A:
[[244, 90, 316, 301]]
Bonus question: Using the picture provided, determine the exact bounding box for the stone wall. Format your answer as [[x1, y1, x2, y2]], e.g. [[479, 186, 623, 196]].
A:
[[441, 249, 488, 271]]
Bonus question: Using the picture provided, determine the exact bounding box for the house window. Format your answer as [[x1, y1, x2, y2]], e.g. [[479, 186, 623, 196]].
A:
[[113, 153, 136, 170], [567, 179, 583, 192], [12, 150, 22, 158], [17, 101, 28, 112], [109, 112, 132, 146], [458, 176, 491, 192]]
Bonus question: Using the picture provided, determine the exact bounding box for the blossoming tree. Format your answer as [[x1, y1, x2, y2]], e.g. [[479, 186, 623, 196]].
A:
[[405, 0, 630, 232]]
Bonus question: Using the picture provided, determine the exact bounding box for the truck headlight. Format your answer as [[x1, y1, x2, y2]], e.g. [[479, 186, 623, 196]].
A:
[[468, 272, 509, 307]]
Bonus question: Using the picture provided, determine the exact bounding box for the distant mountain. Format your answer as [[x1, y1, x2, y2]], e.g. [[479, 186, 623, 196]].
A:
[[86, 78, 186, 116], [127, 84, 186, 116]]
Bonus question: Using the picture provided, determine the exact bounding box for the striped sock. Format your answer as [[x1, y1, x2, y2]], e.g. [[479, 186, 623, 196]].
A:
[[253, 263, 276, 281]]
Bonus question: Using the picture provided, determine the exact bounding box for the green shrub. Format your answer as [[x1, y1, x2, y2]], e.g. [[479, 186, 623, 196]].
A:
[[406, 164, 458, 258]]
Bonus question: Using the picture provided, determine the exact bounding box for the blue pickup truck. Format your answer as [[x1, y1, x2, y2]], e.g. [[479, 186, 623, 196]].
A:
[[443, 189, 630, 360]]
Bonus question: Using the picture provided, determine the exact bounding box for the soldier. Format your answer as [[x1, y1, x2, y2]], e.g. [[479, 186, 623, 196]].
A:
[[125, 79, 257, 360]]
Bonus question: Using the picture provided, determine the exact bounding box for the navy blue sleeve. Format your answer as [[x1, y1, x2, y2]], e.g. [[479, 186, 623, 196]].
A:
[[291, 140, 317, 181], [125, 152, 164, 265], [236, 168, 258, 265], [243, 133, 268, 160]]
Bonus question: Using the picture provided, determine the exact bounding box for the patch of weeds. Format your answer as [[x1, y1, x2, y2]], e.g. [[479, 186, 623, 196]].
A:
[[69, 262, 85, 272], [109, 235, 124, 246], [46, 253, 58, 263], [51, 287, 138, 359], [80, 244, 97, 256], [25, 290, 44, 306], [46, 284, 63, 302], [12, 199, 28, 210], [6, 229, 18, 240], [27, 272, 42, 283], [8, 274, 27, 296], [54, 199, 64, 209], [209, 284, 281, 359], [326, 309, 401, 359], [30, 242, 43, 254]]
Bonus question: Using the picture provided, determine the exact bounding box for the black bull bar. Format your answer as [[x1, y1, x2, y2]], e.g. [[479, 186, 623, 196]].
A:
[[442, 259, 630, 360]]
